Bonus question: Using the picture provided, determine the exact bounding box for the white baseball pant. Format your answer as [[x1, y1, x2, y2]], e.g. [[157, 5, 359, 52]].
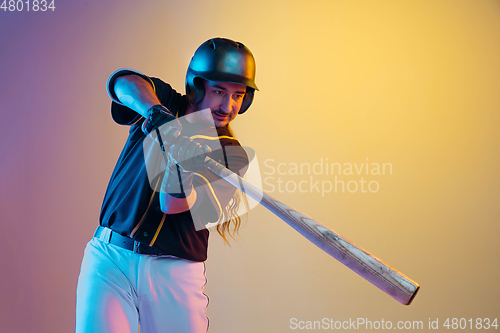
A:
[[75, 235, 209, 333]]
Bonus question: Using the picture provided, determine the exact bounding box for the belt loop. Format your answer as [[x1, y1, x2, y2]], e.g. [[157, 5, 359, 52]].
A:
[[95, 226, 112, 243], [102, 227, 112, 243]]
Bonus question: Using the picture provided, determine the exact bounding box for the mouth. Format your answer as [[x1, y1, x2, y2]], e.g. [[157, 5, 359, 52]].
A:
[[212, 110, 229, 121]]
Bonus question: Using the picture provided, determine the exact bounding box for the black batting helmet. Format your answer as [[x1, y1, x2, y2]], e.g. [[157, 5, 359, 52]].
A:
[[185, 38, 258, 114]]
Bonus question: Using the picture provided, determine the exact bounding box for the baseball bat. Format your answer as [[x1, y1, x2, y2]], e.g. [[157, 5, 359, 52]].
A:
[[204, 156, 420, 305]]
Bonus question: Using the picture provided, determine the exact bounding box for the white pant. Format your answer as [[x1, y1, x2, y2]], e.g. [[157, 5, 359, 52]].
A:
[[76, 237, 209, 333]]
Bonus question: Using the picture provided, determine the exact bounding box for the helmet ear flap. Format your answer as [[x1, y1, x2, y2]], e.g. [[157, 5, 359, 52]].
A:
[[186, 75, 206, 105], [239, 88, 254, 114], [192, 77, 205, 104]]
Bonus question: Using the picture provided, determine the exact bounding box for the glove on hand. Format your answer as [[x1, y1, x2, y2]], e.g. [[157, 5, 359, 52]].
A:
[[160, 136, 211, 198], [161, 163, 194, 198], [168, 136, 212, 173], [142, 104, 180, 137]]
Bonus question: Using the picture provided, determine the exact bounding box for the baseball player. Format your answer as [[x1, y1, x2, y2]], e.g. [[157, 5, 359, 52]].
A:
[[75, 38, 258, 333]]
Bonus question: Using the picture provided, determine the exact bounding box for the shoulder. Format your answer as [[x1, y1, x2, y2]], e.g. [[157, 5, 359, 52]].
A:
[[106, 68, 188, 124], [149, 77, 189, 114]]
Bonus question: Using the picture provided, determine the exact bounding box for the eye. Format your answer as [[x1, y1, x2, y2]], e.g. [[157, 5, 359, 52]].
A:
[[214, 90, 224, 95], [233, 94, 244, 100]]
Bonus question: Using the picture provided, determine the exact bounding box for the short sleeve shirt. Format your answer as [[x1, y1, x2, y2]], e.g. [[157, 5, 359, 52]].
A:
[[100, 69, 248, 261]]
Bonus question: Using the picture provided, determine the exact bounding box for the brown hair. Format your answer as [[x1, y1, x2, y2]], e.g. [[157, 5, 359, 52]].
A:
[[216, 124, 250, 244], [216, 189, 249, 245]]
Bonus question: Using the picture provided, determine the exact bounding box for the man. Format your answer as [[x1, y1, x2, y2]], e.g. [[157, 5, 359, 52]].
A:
[[76, 38, 258, 333]]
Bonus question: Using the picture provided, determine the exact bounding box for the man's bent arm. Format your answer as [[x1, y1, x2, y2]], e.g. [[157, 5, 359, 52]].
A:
[[114, 74, 197, 214], [114, 75, 161, 117]]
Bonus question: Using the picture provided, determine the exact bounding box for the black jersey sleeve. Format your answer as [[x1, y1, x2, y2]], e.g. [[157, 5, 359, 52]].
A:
[[106, 68, 188, 125]]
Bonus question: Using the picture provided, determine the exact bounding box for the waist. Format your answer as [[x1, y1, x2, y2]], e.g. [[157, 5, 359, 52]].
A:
[[94, 226, 171, 256]]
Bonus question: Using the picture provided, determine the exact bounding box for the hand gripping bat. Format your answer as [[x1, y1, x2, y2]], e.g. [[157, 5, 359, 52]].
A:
[[203, 156, 420, 305]]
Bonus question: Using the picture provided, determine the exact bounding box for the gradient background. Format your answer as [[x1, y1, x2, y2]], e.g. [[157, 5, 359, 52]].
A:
[[1, 0, 499, 332]]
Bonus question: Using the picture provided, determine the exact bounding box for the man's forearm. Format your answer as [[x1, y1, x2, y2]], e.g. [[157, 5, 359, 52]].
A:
[[114, 75, 161, 117], [160, 189, 198, 214]]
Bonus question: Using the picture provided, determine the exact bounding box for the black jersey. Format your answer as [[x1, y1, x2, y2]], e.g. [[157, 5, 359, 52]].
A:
[[100, 71, 248, 261]]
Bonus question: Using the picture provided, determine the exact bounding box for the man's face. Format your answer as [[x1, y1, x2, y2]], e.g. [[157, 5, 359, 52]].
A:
[[195, 80, 247, 128]]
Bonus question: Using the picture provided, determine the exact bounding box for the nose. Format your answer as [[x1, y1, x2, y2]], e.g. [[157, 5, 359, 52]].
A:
[[221, 94, 234, 114]]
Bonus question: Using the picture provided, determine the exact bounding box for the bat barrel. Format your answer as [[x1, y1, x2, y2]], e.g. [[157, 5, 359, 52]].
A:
[[204, 157, 420, 305]]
